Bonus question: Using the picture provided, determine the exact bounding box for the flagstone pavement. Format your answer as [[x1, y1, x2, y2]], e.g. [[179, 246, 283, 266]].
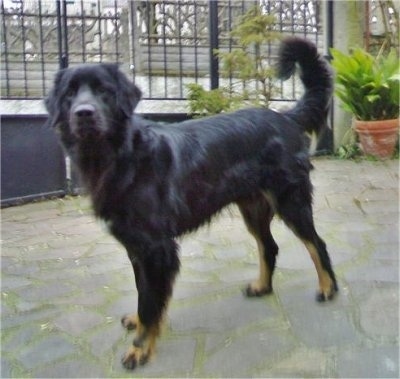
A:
[[1, 158, 399, 378]]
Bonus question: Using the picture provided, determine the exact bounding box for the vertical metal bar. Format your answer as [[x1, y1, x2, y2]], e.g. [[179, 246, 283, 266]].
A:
[[56, 0, 63, 68], [57, 0, 68, 68], [62, 0, 69, 67], [20, 3, 28, 96], [193, 0, 199, 83], [1, 1, 11, 97], [146, 2, 153, 98], [326, 0, 334, 54], [129, 0, 138, 83], [227, 0, 233, 91], [276, 0, 284, 97], [114, 0, 120, 62], [177, 1, 183, 97], [327, 0, 334, 149], [97, 0, 103, 61], [254, 0, 261, 98], [315, 0, 319, 46], [290, 1, 295, 99], [162, 1, 168, 97], [209, 0, 219, 90], [38, 0, 46, 96], [57, 0, 70, 192], [80, 0, 86, 62]]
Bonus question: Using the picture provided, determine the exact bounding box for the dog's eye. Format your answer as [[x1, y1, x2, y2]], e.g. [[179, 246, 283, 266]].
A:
[[65, 87, 76, 98], [97, 86, 109, 95]]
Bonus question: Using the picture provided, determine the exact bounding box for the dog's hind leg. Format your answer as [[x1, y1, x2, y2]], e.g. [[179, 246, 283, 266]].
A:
[[120, 238, 180, 370], [238, 196, 278, 297], [277, 190, 338, 302]]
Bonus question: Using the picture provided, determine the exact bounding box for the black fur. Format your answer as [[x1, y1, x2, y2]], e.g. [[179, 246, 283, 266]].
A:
[[45, 37, 337, 369]]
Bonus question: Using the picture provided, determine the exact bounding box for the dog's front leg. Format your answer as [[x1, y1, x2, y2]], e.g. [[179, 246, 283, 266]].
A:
[[121, 240, 180, 370]]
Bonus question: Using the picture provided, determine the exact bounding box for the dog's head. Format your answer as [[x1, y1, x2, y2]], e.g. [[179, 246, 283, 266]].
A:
[[45, 63, 141, 142]]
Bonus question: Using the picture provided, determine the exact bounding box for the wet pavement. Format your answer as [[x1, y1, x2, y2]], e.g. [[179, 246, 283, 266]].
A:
[[1, 158, 399, 378]]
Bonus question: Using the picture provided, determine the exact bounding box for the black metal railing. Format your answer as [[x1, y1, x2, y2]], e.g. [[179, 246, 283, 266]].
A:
[[1, 0, 325, 101]]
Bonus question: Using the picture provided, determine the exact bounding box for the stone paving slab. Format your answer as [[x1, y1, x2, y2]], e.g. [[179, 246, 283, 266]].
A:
[[1, 158, 399, 378]]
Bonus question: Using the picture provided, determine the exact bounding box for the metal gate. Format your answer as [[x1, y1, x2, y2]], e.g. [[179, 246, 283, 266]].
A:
[[1, 0, 326, 101]]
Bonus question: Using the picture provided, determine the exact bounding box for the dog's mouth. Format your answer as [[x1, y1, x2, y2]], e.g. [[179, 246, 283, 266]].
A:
[[74, 124, 102, 139]]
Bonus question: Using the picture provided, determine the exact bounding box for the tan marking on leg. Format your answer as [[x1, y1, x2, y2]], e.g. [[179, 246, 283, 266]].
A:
[[304, 241, 334, 298], [122, 315, 161, 370], [122, 296, 173, 369], [251, 238, 270, 290], [246, 237, 272, 296]]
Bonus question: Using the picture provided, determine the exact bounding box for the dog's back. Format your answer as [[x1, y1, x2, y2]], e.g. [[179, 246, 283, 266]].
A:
[[152, 36, 332, 164]]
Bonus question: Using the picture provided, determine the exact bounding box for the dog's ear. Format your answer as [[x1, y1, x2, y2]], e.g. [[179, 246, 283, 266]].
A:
[[44, 69, 67, 128], [130, 84, 142, 112], [104, 64, 142, 118]]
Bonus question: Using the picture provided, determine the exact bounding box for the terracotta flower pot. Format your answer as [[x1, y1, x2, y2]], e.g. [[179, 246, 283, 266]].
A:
[[354, 118, 399, 159]]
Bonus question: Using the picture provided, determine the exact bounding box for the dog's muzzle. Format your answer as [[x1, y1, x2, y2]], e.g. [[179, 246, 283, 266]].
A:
[[74, 103, 96, 119], [70, 102, 104, 139]]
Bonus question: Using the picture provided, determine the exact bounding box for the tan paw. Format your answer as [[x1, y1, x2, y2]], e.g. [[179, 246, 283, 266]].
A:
[[316, 282, 338, 302], [121, 345, 151, 370], [244, 281, 273, 297], [121, 314, 139, 331]]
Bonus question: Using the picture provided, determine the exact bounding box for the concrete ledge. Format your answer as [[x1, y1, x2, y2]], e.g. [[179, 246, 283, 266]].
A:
[[0, 99, 190, 116]]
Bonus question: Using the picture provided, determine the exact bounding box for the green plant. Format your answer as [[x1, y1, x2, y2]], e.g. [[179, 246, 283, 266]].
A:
[[186, 83, 233, 116], [333, 126, 361, 160], [335, 143, 363, 160], [330, 47, 400, 121], [187, 6, 280, 116], [218, 6, 279, 107]]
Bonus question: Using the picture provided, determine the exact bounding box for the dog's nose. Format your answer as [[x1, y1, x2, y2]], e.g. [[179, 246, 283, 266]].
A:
[[74, 104, 95, 118]]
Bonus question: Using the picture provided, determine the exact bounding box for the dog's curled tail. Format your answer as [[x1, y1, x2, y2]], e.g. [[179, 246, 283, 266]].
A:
[[277, 37, 333, 137]]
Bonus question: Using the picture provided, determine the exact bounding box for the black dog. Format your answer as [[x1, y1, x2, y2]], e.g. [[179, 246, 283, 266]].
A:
[[45, 37, 337, 370]]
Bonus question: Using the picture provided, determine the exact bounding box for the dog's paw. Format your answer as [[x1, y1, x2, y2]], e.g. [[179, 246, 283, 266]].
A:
[[121, 345, 150, 370], [121, 318, 160, 370], [121, 314, 139, 330], [315, 283, 338, 302], [243, 283, 273, 297]]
